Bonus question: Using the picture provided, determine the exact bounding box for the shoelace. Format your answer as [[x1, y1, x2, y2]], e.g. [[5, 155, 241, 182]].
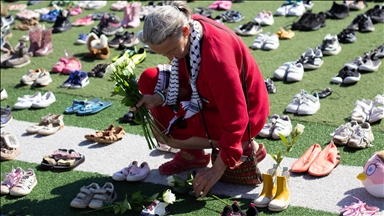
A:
[[340, 196, 379, 216], [1, 168, 23, 188]]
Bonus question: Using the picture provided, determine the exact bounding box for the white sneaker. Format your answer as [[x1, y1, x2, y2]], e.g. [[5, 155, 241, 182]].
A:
[[126, 162, 150, 181], [14, 92, 42, 109], [331, 121, 357, 146], [70, 183, 100, 209], [35, 70, 52, 86], [297, 92, 320, 115], [0, 88, 8, 100], [86, 0, 107, 9], [271, 115, 292, 139], [369, 94, 384, 123], [273, 62, 291, 80], [275, 2, 294, 16], [358, 49, 382, 72], [286, 62, 304, 82], [286, 90, 308, 114], [9, 168, 37, 196], [262, 33, 279, 50], [258, 114, 279, 138], [254, 11, 266, 24], [351, 99, 373, 123], [250, 32, 268, 50], [140, 199, 170, 216], [112, 161, 138, 181], [31, 91, 56, 108], [260, 11, 274, 26], [319, 34, 341, 55], [287, 2, 306, 16], [301, 47, 323, 70], [235, 22, 263, 36], [20, 69, 42, 85]]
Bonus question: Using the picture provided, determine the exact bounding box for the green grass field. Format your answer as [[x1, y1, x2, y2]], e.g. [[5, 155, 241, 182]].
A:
[[1, 0, 383, 215]]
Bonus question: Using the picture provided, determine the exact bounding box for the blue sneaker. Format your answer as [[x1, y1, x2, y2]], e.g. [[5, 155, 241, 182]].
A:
[[70, 70, 89, 89], [1, 106, 13, 128], [61, 70, 78, 88], [75, 34, 88, 45]]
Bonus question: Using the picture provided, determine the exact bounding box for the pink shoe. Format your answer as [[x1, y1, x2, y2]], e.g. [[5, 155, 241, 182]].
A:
[[218, 1, 232, 10], [208, 1, 221, 9], [0, 167, 24, 195], [72, 15, 94, 26], [126, 2, 141, 28], [121, 3, 132, 28], [69, 6, 82, 16], [51, 58, 69, 73], [62, 57, 82, 75]]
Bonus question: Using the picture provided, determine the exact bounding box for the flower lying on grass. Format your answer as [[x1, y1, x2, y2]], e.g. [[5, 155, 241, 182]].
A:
[[104, 54, 166, 149]]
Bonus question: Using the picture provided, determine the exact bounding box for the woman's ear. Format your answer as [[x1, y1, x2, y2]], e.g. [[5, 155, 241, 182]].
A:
[[182, 25, 190, 37]]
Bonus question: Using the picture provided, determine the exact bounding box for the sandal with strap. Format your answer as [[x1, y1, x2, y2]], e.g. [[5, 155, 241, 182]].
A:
[[158, 151, 211, 175], [95, 126, 125, 144], [84, 124, 115, 141]]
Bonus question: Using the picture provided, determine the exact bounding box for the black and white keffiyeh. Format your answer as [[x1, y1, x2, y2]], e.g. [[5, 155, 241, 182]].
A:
[[154, 20, 202, 133]]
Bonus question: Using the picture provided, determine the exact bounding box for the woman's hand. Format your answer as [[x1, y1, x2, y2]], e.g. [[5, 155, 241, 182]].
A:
[[193, 153, 227, 198], [135, 94, 163, 110]]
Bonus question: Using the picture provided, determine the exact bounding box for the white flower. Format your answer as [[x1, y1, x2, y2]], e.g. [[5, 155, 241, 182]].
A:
[[294, 124, 305, 134], [166, 176, 175, 187], [114, 54, 128, 66], [104, 63, 116, 78], [162, 189, 176, 204]]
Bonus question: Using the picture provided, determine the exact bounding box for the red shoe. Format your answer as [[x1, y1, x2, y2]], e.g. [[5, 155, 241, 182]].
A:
[[158, 151, 210, 175]]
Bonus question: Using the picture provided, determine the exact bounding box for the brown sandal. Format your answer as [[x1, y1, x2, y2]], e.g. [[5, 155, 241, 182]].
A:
[[84, 124, 115, 141], [95, 126, 125, 144]]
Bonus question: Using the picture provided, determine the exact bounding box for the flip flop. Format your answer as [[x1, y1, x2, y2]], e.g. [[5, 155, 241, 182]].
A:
[[76, 101, 112, 116], [291, 143, 322, 173], [308, 142, 340, 177], [52, 153, 85, 172], [64, 98, 100, 114]]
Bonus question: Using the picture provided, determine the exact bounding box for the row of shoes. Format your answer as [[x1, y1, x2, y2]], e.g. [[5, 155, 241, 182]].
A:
[[64, 98, 112, 115], [0, 106, 12, 127], [112, 161, 151, 182], [331, 121, 374, 149], [40, 148, 85, 171], [291, 142, 340, 176], [16, 9, 40, 21], [70, 182, 117, 209], [14, 92, 56, 110], [286, 90, 320, 115], [26, 113, 64, 136], [0, 167, 37, 196], [84, 124, 125, 144], [1, 132, 21, 161], [20, 68, 52, 86], [350, 94, 384, 123], [250, 32, 279, 51], [221, 200, 259, 216], [275, 0, 313, 17], [259, 114, 292, 139], [61, 70, 90, 89]]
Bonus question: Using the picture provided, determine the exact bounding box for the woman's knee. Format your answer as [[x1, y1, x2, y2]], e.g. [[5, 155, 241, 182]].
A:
[[138, 67, 158, 94]]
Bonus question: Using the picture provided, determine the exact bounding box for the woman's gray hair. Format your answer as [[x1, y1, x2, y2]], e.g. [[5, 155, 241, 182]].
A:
[[137, 1, 193, 45]]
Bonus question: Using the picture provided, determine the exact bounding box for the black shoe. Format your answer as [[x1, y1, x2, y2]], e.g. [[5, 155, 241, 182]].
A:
[[52, 9, 71, 33], [231, 201, 246, 216], [101, 13, 123, 37], [338, 28, 356, 43], [220, 205, 234, 216], [119, 32, 139, 49], [291, 10, 314, 30], [347, 14, 364, 30], [302, 11, 326, 31], [108, 31, 126, 48], [318, 87, 332, 99], [122, 111, 135, 123], [265, 77, 277, 94], [245, 203, 259, 216], [365, 4, 384, 23], [91, 14, 109, 36], [326, 1, 349, 19], [358, 14, 375, 32]]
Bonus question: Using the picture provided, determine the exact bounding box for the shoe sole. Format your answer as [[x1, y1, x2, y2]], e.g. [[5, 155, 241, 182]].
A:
[[10, 59, 31, 68]]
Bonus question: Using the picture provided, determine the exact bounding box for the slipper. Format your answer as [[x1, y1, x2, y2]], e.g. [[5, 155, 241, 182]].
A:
[[64, 98, 100, 114], [158, 151, 210, 175], [52, 153, 85, 172], [291, 143, 322, 173], [308, 142, 340, 177], [2, 133, 20, 149], [76, 101, 112, 116]]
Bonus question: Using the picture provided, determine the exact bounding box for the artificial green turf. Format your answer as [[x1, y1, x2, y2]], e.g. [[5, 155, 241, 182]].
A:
[[1, 1, 383, 215], [0, 160, 338, 216]]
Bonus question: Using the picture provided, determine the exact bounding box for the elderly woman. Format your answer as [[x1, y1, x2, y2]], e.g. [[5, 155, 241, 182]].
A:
[[135, 1, 269, 197]]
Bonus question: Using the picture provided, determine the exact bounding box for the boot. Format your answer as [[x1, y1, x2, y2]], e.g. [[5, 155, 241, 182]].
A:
[[28, 27, 42, 56], [268, 167, 290, 212], [92, 35, 110, 60], [52, 9, 72, 33], [253, 164, 278, 208], [126, 2, 141, 28], [35, 28, 53, 56], [121, 3, 132, 28], [5, 41, 31, 68]]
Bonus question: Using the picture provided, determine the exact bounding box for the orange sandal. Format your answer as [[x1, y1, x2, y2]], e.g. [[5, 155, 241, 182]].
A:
[[158, 151, 211, 175], [95, 126, 125, 144], [84, 124, 115, 141]]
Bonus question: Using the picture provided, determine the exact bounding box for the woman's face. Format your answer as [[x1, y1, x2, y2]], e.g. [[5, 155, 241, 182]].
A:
[[148, 25, 190, 61]]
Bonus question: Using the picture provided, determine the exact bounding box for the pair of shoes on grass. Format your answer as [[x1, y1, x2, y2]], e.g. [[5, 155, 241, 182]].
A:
[[70, 182, 117, 209], [220, 201, 258, 216], [84, 124, 125, 144], [291, 142, 340, 176], [25, 114, 64, 136], [112, 161, 150, 182], [40, 148, 85, 172], [0, 167, 37, 196], [0, 132, 20, 160]]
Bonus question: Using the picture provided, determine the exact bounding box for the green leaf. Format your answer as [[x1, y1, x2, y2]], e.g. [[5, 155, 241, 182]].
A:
[[270, 153, 277, 162], [279, 133, 290, 146], [129, 78, 139, 91], [120, 204, 127, 214], [113, 205, 120, 214], [123, 198, 131, 210], [121, 97, 135, 107], [147, 193, 159, 202]]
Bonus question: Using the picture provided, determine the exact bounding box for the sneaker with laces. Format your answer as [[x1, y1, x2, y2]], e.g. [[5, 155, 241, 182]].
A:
[[70, 70, 89, 89], [286, 62, 304, 82], [318, 34, 341, 56], [365, 4, 384, 24], [376, 43, 384, 58], [304, 47, 323, 69], [297, 92, 320, 115], [140, 199, 170, 216], [358, 49, 382, 72], [331, 66, 360, 84], [61, 70, 77, 88], [347, 14, 364, 31], [347, 124, 373, 149], [326, 1, 349, 19], [108, 31, 126, 48], [0, 167, 24, 194], [303, 12, 326, 31], [337, 28, 356, 43], [235, 22, 263, 36], [119, 32, 140, 49], [101, 14, 123, 36], [9, 168, 37, 196], [331, 121, 358, 146], [291, 10, 314, 30], [20, 68, 42, 85], [34, 69, 52, 86], [344, 56, 364, 70], [271, 115, 292, 140]]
